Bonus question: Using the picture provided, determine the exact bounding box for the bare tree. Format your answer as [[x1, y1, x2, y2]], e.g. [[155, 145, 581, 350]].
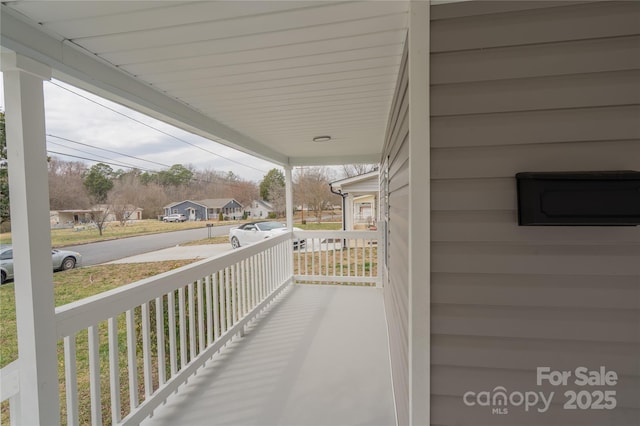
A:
[[89, 205, 110, 236], [341, 163, 377, 178], [295, 167, 340, 223], [48, 157, 91, 209]]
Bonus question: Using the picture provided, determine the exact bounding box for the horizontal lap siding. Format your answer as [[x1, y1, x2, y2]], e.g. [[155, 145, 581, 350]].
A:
[[430, 2, 640, 425], [383, 39, 410, 426]]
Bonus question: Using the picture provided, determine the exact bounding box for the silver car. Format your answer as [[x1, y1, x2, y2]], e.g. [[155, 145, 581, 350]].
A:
[[0, 245, 82, 284]]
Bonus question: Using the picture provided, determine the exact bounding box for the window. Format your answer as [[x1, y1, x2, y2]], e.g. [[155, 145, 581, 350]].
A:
[[0, 249, 13, 260]]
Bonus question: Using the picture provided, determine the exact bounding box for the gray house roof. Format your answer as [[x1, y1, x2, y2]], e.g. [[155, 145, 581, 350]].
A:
[[197, 198, 243, 209], [164, 199, 243, 209]]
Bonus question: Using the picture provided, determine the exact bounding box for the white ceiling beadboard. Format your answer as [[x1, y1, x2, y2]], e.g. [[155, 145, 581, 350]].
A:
[[2, 1, 410, 166]]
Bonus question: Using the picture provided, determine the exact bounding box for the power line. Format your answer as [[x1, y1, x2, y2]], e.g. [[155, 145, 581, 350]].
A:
[[48, 134, 171, 169], [47, 150, 153, 171], [48, 140, 145, 170], [48, 81, 270, 174]]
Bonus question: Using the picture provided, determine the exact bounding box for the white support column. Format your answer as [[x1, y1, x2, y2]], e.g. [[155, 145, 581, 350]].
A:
[[2, 52, 61, 424], [285, 166, 294, 230], [408, 2, 430, 425]]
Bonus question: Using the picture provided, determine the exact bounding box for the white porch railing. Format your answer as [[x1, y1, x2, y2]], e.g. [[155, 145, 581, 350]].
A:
[[1, 228, 381, 425], [55, 232, 292, 426], [293, 229, 382, 287]]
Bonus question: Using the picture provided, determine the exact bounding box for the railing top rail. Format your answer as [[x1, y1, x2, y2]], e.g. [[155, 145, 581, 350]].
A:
[[293, 230, 380, 239], [54, 232, 292, 338]]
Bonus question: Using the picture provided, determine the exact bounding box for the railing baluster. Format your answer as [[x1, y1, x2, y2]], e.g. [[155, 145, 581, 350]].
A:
[[205, 275, 213, 345], [126, 309, 139, 410], [311, 238, 316, 276], [213, 272, 221, 339], [178, 287, 187, 368], [225, 267, 231, 330], [108, 317, 121, 424], [220, 271, 227, 334], [297, 238, 301, 278], [167, 291, 177, 377], [355, 238, 360, 277], [369, 238, 374, 278], [332, 238, 338, 276], [325, 237, 329, 278], [88, 325, 102, 426], [317, 238, 322, 278], [251, 255, 257, 309], [141, 302, 153, 399], [64, 335, 79, 426], [260, 252, 265, 301], [243, 259, 248, 317], [303, 237, 308, 276], [197, 279, 205, 353], [155, 297, 166, 386], [231, 264, 237, 325], [347, 238, 351, 277], [188, 282, 196, 361]]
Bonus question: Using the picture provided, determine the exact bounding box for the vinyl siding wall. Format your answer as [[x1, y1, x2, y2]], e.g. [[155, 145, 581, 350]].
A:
[[382, 38, 410, 426], [429, 2, 640, 425]]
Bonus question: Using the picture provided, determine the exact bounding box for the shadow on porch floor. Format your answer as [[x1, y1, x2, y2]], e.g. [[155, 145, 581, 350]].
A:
[[142, 284, 395, 426]]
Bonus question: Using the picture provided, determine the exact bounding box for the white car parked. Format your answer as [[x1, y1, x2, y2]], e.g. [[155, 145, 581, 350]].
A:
[[229, 221, 304, 249]]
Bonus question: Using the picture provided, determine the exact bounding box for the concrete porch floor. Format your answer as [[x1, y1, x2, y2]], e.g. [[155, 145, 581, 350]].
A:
[[142, 284, 396, 426]]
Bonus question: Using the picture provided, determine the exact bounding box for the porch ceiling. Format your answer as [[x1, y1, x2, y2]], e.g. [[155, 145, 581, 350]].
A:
[[1, 1, 409, 167]]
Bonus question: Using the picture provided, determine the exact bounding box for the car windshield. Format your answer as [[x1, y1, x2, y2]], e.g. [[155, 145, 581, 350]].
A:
[[256, 222, 286, 231]]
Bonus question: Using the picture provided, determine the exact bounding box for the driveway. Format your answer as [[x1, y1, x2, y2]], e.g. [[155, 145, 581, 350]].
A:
[[108, 243, 232, 264]]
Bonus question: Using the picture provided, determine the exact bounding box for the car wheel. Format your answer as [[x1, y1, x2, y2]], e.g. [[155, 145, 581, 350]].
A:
[[61, 257, 76, 271], [1, 271, 5, 284], [231, 236, 240, 249]]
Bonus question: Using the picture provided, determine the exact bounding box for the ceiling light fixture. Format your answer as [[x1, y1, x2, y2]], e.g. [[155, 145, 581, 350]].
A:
[[312, 135, 332, 143]]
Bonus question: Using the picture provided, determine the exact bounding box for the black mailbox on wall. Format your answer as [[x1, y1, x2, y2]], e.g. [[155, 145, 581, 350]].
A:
[[516, 171, 640, 226]]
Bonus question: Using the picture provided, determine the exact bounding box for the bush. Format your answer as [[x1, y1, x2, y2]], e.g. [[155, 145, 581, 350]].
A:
[[218, 212, 223, 221], [242, 211, 248, 220], [267, 212, 277, 219]]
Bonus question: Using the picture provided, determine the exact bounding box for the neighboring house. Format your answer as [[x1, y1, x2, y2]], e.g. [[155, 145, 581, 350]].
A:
[[164, 199, 243, 220], [330, 170, 379, 231], [92, 204, 143, 223], [248, 199, 273, 219], [50, 205, 142, 228], [50, 209, 94, 227]]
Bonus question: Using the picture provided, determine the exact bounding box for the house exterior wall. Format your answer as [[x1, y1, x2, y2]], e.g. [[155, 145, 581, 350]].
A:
[[164, 201, 206, 220], [249, 201, 272, 219], [428, 2, 640, 425], [381, 38, 410, 426]]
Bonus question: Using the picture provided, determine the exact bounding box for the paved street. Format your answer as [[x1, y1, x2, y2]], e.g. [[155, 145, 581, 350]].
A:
[[65, 224, 236, 266]]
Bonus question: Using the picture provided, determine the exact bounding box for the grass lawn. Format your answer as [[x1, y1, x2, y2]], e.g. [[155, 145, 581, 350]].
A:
[[296, 222, 341, 230]]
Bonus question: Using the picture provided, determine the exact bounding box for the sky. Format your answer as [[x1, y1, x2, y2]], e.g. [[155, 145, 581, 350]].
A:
[[0, 74, 279, 182]]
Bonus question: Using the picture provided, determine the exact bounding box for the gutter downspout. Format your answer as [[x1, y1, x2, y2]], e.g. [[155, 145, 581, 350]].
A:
[[329, 183, 348, 232]]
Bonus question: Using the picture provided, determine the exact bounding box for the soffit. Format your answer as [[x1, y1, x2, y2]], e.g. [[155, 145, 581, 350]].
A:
[[2, 1, 409, 166]]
